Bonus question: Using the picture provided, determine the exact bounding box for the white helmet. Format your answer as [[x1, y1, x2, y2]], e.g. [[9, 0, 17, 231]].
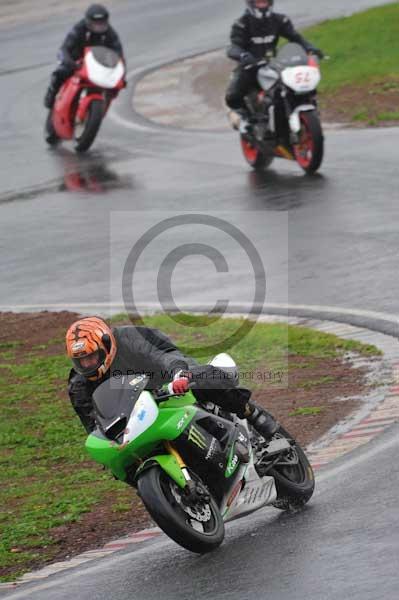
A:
[[246, 0, 273, 19]]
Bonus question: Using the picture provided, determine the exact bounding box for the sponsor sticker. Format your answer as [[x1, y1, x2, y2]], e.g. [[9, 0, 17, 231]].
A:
[[188, 425, 207, 450], [72, 341, 85, 352]]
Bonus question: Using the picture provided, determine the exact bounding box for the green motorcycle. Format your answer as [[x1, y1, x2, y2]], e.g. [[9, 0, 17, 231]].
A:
[[86, 354, 315, 554]]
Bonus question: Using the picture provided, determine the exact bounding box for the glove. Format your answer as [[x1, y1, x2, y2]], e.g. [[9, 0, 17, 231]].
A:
[[309, 47, 324, 60], [171, 377, 190, 395], [240, 51, 257, 67]]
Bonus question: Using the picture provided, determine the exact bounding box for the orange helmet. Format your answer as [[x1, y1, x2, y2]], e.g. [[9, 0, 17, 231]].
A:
[[66, 317, 116, 381]]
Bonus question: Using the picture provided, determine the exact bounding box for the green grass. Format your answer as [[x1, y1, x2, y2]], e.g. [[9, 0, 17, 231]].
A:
[[302, 3, 399, 93], [376, 110, 399, 121], [0, 315, 380, 581], [289, 406, 324, 417]]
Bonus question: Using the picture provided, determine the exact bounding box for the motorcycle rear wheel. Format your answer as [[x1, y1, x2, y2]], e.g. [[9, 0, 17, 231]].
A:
[[240, 134, 274, 170], [137, 466, 224, 554], [269, 427, 315, 510], [74, 99, 104, 153]]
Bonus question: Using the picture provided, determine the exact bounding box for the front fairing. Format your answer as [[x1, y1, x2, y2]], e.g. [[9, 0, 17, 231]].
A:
[[86, 376, 197, 480], [83, 46, 125, 89], [273, 43, 320, 94]]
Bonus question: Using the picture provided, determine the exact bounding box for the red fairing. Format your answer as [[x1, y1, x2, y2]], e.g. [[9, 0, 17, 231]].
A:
[[49, 47, 125, 145], [52, 76, 82, 139]]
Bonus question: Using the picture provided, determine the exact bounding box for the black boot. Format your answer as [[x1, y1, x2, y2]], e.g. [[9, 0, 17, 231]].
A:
[[44, 85, 57, 109], [244, 401, 279, 440]]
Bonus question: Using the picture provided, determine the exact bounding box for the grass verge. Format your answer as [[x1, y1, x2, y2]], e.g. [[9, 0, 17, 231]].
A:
[[302, 3, 399, 124]]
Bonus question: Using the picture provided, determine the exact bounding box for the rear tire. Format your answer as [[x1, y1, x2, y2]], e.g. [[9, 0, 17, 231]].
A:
[[293, 111, 324, 174], [270, 427, 315, 510], [137, 466, 224, 554], [240, 134, 274, 170], [74, 99, 104, 153], [44, 111, 59, 146]]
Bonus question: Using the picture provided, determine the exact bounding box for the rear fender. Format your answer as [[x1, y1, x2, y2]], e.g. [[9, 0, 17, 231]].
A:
[[135, 454, 186, 489], [76, 93, 104, 122]]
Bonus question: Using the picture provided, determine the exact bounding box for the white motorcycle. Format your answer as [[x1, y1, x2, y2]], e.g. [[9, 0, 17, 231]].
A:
[[239, 42, 325, 174]]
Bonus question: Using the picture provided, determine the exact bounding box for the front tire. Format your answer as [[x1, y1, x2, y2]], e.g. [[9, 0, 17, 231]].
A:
[[74, 99, 104, 153], [240, 134, 274, 170], [270, 427, 315, 510], [137, 466, 224, 554], [293, 111, 324, 174]]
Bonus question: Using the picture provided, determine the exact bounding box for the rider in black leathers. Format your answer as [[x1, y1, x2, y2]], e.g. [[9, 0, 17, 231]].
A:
[[66, 317, 279, 440], [44, 4, 124, 108], [225, 0, 323, 129]]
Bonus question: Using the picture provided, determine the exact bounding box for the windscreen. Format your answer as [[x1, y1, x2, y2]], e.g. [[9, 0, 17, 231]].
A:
[[91, 46, 120, 68], [274, 43, 309, 68], [93, 374, 149, 439]]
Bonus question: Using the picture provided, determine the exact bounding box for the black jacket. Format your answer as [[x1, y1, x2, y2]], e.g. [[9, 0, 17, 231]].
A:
[[227, 10, 315, 62], [59, 19, 124, 65], [68, 326, 247, 433]]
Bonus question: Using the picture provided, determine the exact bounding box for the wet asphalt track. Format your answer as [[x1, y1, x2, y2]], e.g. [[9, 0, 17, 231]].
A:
[[0, 0, 398, 314], [4, 424, 399, 600], [1, 0, 399, 598]]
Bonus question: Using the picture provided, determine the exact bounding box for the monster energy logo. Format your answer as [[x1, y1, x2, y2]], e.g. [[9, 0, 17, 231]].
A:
[[188, 425, 207, 450]]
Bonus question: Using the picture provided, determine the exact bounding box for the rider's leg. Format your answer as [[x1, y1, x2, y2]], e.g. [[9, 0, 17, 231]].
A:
[[225, 67, 258, 133], [44, 63, 75, 109], [190, 365, 279, 441], [240, 400, 279, 439]]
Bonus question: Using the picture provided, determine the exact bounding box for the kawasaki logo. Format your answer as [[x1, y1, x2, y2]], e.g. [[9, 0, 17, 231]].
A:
[[226, 454, 239, 477], [188, 425, 207, 450]]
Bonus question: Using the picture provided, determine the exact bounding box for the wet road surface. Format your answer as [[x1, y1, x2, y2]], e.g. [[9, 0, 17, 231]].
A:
[[1, 1, 399, 599], [1, 0, 398, 314], [3, 423, 399, 600]]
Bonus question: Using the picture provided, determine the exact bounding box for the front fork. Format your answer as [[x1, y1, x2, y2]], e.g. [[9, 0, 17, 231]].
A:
[[282, 91, 318, 143], [165, 441, 192, 485], [165, 442, 210, 502]]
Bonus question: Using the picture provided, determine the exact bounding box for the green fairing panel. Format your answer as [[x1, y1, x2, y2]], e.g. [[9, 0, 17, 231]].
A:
[[86, 392, 197, 480], [136, 454, 186, 488], [85, 433, 136, 481]]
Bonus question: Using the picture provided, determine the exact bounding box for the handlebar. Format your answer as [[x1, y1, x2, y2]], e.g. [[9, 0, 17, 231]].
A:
[[244, 53, 329, 71], [153, 380, 197, 403]]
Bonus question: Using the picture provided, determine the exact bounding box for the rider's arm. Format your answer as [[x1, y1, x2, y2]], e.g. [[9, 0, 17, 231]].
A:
[[119, 326, 190, 386], [108, 26, 125, 60], [278, 14, 316, 53], [67, 369, 96, 433], [227, 15, 250, 61], [59, 21, 84, 65]]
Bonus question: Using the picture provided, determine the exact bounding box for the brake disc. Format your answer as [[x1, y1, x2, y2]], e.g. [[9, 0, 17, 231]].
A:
[[170, 483, 212, 522]]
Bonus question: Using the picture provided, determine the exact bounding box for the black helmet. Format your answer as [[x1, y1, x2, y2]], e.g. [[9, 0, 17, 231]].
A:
[[246, 0, 273, 18], [85, 4, 110, 34]]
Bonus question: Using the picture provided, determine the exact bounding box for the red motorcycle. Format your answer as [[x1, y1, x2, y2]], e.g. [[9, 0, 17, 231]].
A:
[[45, 46, 126, 153]]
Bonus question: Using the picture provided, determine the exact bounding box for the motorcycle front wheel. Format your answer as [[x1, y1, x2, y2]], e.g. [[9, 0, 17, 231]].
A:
[[269, 427, 315, 510], [293, 111, 324, 174], [74, 99, 104, 153], [137, 466, 224, 554]]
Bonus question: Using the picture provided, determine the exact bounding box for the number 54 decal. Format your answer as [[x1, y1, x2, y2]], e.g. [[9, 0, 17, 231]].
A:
[[295, 70, 311, 84]]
